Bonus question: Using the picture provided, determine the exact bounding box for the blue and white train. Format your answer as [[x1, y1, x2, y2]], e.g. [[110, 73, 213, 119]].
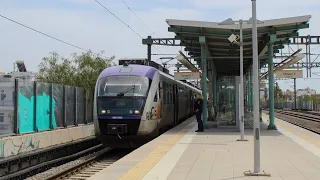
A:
[[93, 60, 202, 148]]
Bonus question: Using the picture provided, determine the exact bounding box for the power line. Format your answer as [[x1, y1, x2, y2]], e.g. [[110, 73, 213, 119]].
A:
[[94, 0, 143, 38], [118, 0, 164, 54], [94, 0, 162, 54], [0, 14, 89, 52], [119, 0, 155, 35], [0, 14, 108, 58]]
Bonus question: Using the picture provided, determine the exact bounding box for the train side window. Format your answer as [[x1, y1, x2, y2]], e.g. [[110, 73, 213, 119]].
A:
[[154, 91, 158, 102], [0, 113, 4, 122], [158, 83, 161, 99], [163, 82, 168, 104], [169, 84, 173, 104], [0, 90, 4, 100]]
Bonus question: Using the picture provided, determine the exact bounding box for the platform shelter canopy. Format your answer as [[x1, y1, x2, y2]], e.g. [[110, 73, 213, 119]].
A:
[[166, 15, 311, 75]]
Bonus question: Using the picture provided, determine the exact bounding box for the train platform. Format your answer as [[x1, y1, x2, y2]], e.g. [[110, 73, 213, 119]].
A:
[[88, 114, 320, 180], [0, 124, 94, 158]]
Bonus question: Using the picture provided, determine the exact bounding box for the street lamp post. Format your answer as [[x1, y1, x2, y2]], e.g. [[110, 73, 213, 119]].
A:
[[244, 0, 270, 176]]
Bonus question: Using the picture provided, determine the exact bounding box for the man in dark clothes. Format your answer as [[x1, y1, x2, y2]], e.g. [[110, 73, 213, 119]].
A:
[[194, 94, 204, 132]]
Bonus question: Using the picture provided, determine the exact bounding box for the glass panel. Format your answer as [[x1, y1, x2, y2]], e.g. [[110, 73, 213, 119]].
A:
[[52, 84, 64, 127], [244, 69, 253, 126], [217, 76, 236, 126], [0, 78, 15, 135], [98, 76, 149, 97], [65, 86, 75, 126], [18, 79, 35, 133], [36, 82, 51, 131], [76, 87, 85, 124]]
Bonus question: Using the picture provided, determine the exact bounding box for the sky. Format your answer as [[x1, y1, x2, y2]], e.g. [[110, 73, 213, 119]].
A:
[[1, 0, 320, 92]]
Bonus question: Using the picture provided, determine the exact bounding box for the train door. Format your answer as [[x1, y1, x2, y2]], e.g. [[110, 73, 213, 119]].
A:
[[174, 85, 178, 124], [189, 90, 192, 116], [172, 85, 176, 125]]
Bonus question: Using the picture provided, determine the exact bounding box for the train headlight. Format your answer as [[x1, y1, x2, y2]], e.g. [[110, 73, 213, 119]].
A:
[[134, 110, 140, 114], [107, 110, 111, 114], [101, 110, 106, 114], [129, 110, 133, 114]]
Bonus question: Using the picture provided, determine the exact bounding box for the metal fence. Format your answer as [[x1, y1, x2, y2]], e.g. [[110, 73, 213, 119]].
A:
[[275, 97, 320, 111], [0, 78, 94, 136]]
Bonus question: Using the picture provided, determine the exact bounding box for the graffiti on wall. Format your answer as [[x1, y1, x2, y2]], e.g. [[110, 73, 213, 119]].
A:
[[0, 124, 95, 158], [0, 136, 41, 158]]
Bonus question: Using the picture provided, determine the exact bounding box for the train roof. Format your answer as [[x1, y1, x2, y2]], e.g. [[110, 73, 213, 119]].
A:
[[158, 71, 202, 94], [99, 64, 202, 94], [98, 64, 157, 79]]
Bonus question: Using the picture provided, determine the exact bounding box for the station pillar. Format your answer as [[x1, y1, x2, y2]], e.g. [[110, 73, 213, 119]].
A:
[[267, 34, 277, 130], [199, 36, 208, 128], [212, 69, 217, 120], [248, 70, 253, 112]]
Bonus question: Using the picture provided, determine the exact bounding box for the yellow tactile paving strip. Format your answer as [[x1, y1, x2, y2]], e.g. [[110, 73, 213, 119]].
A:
[[263, 114, 320, 148], [118, 122, 195, 180]]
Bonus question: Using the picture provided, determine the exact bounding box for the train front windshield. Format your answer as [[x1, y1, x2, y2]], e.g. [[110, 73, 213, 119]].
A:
[[98, 76, 149, 97], [97, 76, 150, 116]]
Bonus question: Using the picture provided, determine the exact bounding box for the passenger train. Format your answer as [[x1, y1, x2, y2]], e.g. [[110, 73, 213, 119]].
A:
[[93, 60, 202, 148]]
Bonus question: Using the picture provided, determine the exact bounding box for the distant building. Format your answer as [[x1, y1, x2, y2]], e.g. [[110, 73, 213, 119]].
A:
[[0, 61, 37, 135], [284, 89, 294, 101], [296, 87, 316, 97]]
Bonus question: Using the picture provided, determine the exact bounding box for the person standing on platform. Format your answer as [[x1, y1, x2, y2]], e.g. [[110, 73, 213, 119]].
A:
[[194, 94, 204, 132]]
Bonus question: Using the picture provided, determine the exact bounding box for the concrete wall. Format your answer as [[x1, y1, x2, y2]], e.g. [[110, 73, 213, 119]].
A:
[[0, 124, 94, 158]]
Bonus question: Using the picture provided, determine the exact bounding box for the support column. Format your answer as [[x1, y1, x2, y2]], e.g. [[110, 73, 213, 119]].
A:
[[235, 76, 240, 129], [199, 36, 208, 128], [147, 36, 152, 63], [249, 70, 253, 111], [212, 70, 217, 120], [267, 35, 277, 130], [294, 78, 297, 109], [208, 69, 213, 121]]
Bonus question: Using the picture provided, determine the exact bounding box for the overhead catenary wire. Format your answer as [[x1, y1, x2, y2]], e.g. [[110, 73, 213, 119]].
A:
[[118, 0, 165, 54], [119, 0, 155, 35], [0, 14, 108, 58], [94, 0, 163, 54], [94, 0, 143, 38]]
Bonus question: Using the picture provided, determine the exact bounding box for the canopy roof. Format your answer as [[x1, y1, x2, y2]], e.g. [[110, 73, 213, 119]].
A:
[[166, 15, 311, 75]]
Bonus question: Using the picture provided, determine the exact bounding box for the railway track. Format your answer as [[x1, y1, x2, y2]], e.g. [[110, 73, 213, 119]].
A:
[[27, 148, 134, 180], [0, 137, 102, 180], [264, 109, 320, 134]]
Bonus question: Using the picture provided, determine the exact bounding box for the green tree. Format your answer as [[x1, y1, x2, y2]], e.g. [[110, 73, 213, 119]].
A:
[[37, 51, 115, 101], [274, 85, 285, 101]]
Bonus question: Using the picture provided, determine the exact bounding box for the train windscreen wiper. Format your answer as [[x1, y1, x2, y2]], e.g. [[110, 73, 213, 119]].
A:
[[117, 84, 135, 97]]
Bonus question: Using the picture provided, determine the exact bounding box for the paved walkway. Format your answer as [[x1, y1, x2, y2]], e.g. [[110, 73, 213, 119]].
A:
[[89, 114, 320, 180]]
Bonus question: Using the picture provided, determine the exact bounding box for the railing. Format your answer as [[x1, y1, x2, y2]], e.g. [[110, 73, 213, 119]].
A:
[[274, 98, 320, 111], [0, 78, 94, 136]]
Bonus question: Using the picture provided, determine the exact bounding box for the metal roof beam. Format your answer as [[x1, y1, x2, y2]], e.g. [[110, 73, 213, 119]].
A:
[[259, 34, 277, 57], [290, 35, 320, 44], [177, 33, 297, 43], [242, 24, 309, 35], [184, 44, 251, 50], [169, 25, 308, 37]]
